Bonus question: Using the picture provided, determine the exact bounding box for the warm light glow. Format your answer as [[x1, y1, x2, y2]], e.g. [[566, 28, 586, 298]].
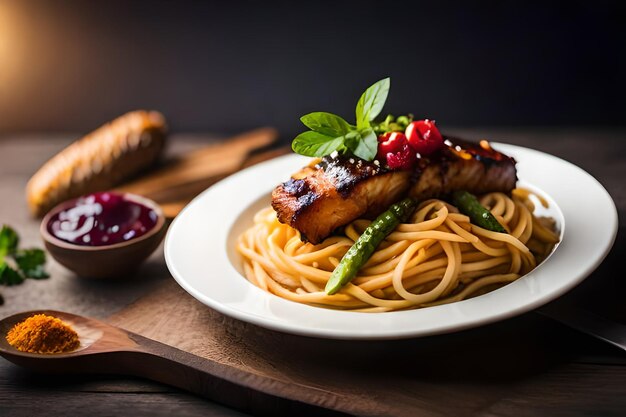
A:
[[0, 4, 9, 58], [0, 2, 22, 87]]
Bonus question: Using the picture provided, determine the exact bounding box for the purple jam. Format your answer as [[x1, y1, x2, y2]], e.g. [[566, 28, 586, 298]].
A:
[[47, 192, 159, 246]]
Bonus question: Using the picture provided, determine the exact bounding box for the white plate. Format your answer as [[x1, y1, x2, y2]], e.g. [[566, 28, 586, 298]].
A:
[[164, 144, 618, 340]]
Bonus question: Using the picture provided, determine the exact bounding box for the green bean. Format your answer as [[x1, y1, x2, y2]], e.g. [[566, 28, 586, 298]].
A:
[[451, 190, 506, 233], [325, 198, 417, 295]]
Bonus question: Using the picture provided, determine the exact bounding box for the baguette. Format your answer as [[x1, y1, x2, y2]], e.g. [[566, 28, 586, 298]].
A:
[[26, 110, 167, 217]]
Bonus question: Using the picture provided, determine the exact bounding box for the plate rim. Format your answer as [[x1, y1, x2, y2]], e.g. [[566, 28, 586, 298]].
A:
[[164, 143, 618, 340]]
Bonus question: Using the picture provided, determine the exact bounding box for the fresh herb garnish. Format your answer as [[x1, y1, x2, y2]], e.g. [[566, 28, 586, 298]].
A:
[[373, 114, 414, 135], [291, 78, 416, 161], [292, 78, 391, 161], [0, 225, 49, 290], [355, 78, 390, 130]]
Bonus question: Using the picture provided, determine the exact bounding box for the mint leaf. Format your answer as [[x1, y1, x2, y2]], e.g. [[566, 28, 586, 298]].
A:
[[0, 263, 24, 286], [300, 112, 352, 137], [351, 129, 378, 161], [355, 78, 390, 129], [0, 225, 19, 260], [15, 249, 49, 279], [292, 131, 345, 157]]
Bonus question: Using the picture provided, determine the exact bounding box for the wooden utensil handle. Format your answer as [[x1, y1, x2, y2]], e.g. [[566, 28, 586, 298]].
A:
[[118, 333, 348, 417], [158, 146, 291, 218], [116, 127, 278, 200]]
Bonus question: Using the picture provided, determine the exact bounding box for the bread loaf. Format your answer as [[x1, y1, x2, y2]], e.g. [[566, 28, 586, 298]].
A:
[[26, 110, 167, 217]]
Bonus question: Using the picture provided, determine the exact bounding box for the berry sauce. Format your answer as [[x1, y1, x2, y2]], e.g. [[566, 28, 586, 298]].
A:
[[47, 192, 159, 246]]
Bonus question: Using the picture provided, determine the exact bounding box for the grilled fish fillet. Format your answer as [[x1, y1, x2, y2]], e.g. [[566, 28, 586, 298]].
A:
[[272, 137, 517, 244], [409, 138, 517, 200]]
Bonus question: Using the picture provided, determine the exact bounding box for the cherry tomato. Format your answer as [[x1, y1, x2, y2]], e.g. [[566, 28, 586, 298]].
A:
[[377, 132, 416, 170], [377, 131, 404, 161], [386, 144, 416, 170], [405, 119, 443, 155]]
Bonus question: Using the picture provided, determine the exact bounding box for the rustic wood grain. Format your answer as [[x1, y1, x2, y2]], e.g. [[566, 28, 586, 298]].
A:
[[0, 310, 349, 417], [1, 129, 625, 417], [106, 276, 626, 417], [156, 146, 291, 218], [116, 127, 278, 209]]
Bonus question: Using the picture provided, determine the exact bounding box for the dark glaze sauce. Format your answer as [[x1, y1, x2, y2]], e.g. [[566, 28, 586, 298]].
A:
[[279, 137, 515, 206], [451, 137, 513, 162], [316, 155, 388, 197], [316, 137, 515, 189], [416, 137, 516, 182], [47, 192, 158, 246], [429, 137, 513, 166]]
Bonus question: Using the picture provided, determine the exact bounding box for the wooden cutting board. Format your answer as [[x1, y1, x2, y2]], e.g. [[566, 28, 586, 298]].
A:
[[4, 129, 623, 417], [106, 277, 590, 417], [101, 133, 621, 417]]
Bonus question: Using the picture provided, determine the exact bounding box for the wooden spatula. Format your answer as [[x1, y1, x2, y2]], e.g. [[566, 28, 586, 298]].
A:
[[115, 127, 280, 218]]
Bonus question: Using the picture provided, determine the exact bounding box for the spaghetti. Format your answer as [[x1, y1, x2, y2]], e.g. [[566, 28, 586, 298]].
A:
[[237, 189, 559, 312]]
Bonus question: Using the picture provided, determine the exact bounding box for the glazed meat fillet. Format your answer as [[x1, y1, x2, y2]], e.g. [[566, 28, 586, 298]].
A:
[[409, 138, 517, 201], [272, 137, 517, 244]]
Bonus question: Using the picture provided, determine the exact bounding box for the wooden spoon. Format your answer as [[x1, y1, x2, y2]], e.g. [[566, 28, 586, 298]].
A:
[[0, 310, 344, 416]]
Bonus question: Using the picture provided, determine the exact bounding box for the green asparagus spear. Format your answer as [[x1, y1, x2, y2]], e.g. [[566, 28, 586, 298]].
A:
[[325, 197, 417, 295], [451, 190, 507, 233]]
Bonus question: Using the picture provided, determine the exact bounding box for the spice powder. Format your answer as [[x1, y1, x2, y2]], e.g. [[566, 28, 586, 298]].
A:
[[6, 314, 80, 354]]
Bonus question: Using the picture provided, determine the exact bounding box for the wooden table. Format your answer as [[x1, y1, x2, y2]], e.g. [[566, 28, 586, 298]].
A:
[[1, 128, 624, 416]]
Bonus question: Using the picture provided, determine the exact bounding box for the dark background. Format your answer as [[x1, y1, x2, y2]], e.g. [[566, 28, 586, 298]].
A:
[[0, 0, 624, 138]]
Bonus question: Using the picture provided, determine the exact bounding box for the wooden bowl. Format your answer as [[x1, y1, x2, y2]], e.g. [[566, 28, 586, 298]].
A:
[[40, 193, 166, 279]]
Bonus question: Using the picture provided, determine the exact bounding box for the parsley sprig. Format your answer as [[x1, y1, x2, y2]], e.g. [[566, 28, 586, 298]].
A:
[[292, 78, 391, 161], [0, 225, 49, 289]]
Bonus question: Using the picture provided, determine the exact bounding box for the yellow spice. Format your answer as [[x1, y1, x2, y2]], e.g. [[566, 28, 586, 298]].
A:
[[6, 314, 80, 354]]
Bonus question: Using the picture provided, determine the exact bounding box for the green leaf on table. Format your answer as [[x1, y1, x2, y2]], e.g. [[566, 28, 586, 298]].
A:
[[351, 128, 378, 161], [0, 225, 19, 259], [355, 78, 390, 129], [300, 112, 352, 137], [292, 131, 346, 157], [15, 249, 50, 279], [0, 263, 24, 286], [0, 226, 49, 306]]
